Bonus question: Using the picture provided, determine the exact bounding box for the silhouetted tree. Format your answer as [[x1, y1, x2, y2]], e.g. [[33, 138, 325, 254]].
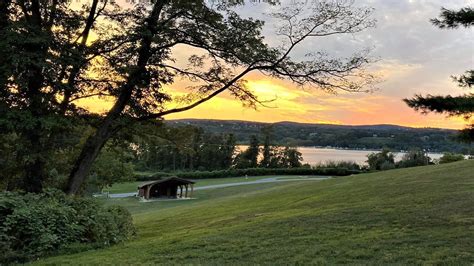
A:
[[260, 126, 274, 168], [0, 0, 377, 194], [281, 146, 303, 168], [396, 149, 431, 168], [405, 6, 474, 142], [221, 134, 236, 168], [366, 148, 395, 170], [235, 135, 259, 168]]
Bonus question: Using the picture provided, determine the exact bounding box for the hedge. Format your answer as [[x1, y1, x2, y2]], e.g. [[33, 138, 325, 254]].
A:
[[134, 167, 363, 181], [0, 190, 135, 263]]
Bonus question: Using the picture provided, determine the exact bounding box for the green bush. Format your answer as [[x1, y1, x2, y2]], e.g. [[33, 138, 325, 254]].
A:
[[396, 150, 431, 168], [0, 190, 135, 263], [439, 153, 465, 164], [367, 149, 396, 170], [315, 160, 362, 171], [135, 167, 364, 181]]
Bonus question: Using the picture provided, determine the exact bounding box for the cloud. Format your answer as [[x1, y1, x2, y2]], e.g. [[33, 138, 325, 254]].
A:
[[79, 0, 472, 129]]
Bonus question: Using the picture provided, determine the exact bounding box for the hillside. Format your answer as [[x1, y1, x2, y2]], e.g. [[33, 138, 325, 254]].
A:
[[167, 119, 471, 153], [38, 160, 474, 264]]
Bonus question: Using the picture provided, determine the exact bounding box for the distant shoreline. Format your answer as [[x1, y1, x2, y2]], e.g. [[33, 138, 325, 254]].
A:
[[168, 118, 460, 132]]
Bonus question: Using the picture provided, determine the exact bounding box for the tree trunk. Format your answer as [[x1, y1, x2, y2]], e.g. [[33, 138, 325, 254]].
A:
[[23, 130, 46, 193], [22, 10, 50, 192], [65, 116, 117, 194], [65, 86, 131, 195], [65, 1, 167, 195]]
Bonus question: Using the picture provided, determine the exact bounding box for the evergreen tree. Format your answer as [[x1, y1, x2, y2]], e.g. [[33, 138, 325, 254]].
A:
[[281, 146, 303, 168], [260, 126, 273, 168], [234, 135, 260, 169], [404, 6, 474, 142], [221, 134, 236, 169], [247, 135, 260, 168]]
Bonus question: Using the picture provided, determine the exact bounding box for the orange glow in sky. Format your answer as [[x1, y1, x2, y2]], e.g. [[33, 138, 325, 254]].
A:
[[78, 72, 468, 130], [77, 0, 473, 130]]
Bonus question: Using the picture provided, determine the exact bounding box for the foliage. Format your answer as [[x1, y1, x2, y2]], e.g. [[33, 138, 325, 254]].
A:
[[430, 7, 474, 29], [0, 0, 377, 193], [234, 134, 304, 169], [131, 124, 236, 172], [87, 144, 135, 193], [458, 124, 474, 143], [234, 135, 259, 168], [169, 119, 473, 153], [439, 153, 465, 164], [405, 6, 474, 142], [135, 167, 362, 181], [0, 190, 135, 263], [315, 160, 363, 171], [0, 123, 135, 193], [0, 132, 22, 190], [404, 94, 474, 119], [260, 126, 273, 168], [396, 149, 431, 168], [366, 148, 395, 170], [279, 146, 303, 168], [37, 160, 474, 264]]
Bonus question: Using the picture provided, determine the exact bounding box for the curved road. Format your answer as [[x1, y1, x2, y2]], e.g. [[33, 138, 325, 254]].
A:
[[108, 176, 330, 198]]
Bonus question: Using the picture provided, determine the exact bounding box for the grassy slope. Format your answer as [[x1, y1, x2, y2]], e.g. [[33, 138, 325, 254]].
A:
[[39, 161, 474, 264], [106, 175, 322, 194]]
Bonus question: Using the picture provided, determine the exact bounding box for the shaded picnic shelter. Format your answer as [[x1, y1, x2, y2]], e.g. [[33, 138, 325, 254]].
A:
[[138, 177, 195, 200]]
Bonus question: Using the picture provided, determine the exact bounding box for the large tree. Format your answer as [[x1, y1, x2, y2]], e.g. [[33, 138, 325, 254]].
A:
[[404, 7, 474, 142], [1, 0, 377, 194]]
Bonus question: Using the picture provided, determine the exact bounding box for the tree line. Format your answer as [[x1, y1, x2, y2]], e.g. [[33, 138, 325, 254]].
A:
[[169, 120, 474, 154], [1, 122, 304, 193], [0, 0, 376, 195], [133, 125, 303, 171]]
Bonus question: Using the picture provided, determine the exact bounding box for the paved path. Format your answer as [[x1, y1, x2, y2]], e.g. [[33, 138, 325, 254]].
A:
[[107, 176, 330, 198]]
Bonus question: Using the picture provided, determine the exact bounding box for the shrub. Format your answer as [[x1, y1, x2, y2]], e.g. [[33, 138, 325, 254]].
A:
[[366, 149, 395, 170], [0, 190, 135, 263], [380, 161, 396, 170], [439, 153, 465, 164], [134, 166, 364, 181], [396, 150, 431, 168], [315, 160, 362, 171]]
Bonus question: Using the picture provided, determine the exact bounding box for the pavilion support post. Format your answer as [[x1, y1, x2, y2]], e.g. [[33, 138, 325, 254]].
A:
[[185, 184, 188, 198], [179, 185, 183, 198], [145, 186, 150, 200], [190, 184, 194, 198]]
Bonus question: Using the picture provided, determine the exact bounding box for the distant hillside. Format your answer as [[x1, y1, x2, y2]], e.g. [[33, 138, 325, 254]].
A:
[[167, 119, 472, 153]]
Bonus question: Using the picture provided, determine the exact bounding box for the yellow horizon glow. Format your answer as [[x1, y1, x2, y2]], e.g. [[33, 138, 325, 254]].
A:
[[77, 74, 468, 130], [70, 2, 469, 131]]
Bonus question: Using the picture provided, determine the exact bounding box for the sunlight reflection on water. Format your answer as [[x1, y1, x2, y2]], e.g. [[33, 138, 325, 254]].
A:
[[238, 146, 443, 165]]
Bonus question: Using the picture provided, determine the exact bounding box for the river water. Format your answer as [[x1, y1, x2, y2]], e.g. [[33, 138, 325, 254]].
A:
[[238, 146, 443, 166], [298, 147, 443, 165]]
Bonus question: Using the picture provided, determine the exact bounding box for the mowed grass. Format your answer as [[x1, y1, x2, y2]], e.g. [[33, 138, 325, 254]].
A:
[[101, 182, 289, 215], [105, 175, 322, 194], [38, 160, 474, 264]]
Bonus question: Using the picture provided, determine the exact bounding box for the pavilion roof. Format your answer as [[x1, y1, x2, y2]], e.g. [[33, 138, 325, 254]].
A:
[[137, 177, 195, 189]]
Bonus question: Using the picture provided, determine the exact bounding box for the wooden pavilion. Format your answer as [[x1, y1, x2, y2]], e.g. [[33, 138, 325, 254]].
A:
[[138, 177, 195, 200]]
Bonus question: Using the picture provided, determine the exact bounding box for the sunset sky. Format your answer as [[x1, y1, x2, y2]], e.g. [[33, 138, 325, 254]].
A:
[[80, 0, 473, 129]]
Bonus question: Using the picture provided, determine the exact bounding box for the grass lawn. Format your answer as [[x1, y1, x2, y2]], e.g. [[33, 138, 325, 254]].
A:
[[105, 175, 324, 194], [38, 160, 474, 264]]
